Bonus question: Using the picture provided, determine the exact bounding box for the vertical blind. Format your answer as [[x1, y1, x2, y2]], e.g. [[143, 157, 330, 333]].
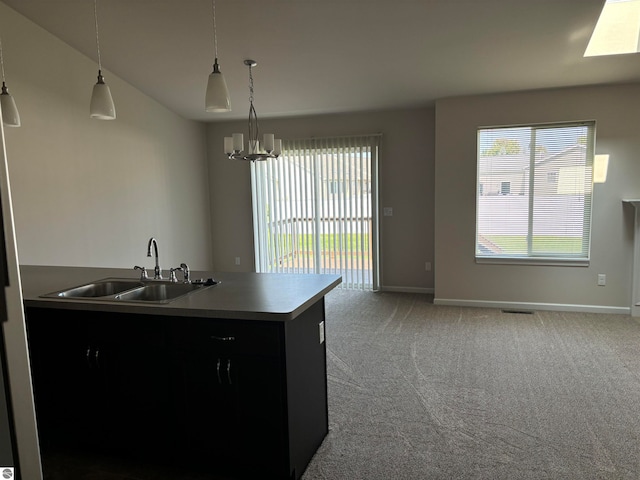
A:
[[476, 121, 595, 263], [251, 135, 380, 290]]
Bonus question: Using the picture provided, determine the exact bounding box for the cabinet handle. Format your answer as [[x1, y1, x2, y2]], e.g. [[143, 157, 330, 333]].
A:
[[216, 358, 222, 384], [95, 348, 100, 368], [210, 335, 235, 342], [226, 359, 232, 385], [86, 346, 92, 368]]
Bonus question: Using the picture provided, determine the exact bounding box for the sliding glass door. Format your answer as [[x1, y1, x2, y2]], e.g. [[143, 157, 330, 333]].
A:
[[251, 135, 380, 290]]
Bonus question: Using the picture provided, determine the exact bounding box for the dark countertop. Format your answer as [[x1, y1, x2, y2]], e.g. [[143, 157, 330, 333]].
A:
[[20, 265, 342, 321]]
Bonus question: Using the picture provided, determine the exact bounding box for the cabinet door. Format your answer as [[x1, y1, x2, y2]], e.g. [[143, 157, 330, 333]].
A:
[[25, 308, 107, 448], [172, 319, 288, 478], [173, 344, 240, 464], [26, 308, 171, 457], [232, 353, 287, 477], [95, 315, 171, 457]]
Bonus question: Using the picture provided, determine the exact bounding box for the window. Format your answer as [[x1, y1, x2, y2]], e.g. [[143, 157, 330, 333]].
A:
[[476, 121, 595, 265]]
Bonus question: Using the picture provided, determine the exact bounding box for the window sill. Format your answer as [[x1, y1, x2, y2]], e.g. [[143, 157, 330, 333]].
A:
[[476, 256, 589, 267]]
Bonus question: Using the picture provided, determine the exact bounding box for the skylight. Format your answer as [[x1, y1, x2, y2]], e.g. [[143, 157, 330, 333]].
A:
[[584, 0, 640, 57]]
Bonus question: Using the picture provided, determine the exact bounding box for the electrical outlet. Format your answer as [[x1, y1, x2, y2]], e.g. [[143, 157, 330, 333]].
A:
[[597, 274, 606, 286], [383, 207, 393, 217], [235, 257, 241, 266], [425, 261, 432, 271]]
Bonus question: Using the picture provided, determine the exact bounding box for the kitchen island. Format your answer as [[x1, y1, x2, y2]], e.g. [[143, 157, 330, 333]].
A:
[[20, 265, 341, 480]]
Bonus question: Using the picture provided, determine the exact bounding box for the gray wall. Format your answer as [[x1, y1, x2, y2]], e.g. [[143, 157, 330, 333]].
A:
[[0, 1, 213, 272], [207, 108, 436, 292], [434, 84, 640, 313]]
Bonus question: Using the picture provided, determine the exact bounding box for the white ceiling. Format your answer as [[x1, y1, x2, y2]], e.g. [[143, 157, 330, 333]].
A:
[[2, 0, 637, 122]]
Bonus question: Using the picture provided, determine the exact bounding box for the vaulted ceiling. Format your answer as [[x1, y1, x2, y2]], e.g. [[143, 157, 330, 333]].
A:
[[3, 0, 637, 122]]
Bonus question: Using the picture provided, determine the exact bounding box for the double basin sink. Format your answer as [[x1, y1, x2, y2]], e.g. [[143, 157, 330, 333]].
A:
[[41, 277, 217, 304]]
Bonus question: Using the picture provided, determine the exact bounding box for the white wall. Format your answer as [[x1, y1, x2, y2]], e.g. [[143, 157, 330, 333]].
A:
[[434, 84, 640, 313], [0, 2, 213, 271]]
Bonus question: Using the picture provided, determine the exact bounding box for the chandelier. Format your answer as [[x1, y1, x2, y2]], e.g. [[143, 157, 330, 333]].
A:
[[224, 60, 281, 161]]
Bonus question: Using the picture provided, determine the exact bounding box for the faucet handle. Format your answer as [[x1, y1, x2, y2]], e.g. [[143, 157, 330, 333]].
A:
[[169, 266, 183, 283], [133, 265, 148, 280], [180, 263, 190, 283]]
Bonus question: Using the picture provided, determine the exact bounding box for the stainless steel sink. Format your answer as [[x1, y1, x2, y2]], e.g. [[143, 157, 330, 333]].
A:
[[114, 282, 206, 303], [44, 279, 144, 298], [41, 277, 217, 304]]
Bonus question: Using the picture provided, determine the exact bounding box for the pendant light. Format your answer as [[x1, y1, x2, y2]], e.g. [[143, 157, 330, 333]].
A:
[[205, 0, 231, 112], [225, 60, 281, 161], [0, 37, 20, 128], [90, 0, 116, 120]]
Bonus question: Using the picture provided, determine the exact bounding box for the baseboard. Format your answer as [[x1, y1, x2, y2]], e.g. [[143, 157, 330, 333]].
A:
[[378, 286, 434, 294], [433, 298, 630, 315]]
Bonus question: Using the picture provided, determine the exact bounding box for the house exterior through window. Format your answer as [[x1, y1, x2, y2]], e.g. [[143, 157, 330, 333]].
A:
[[476, 121, 595, 265]]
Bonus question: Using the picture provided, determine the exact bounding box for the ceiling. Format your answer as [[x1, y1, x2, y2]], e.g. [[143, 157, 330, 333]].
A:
[[2, 0, 637, 122]]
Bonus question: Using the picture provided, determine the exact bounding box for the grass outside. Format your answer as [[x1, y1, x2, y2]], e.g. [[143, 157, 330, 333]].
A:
[[267, 233, 371, 269], [482, 235, 584, 254], [269, 233, 370, 253]]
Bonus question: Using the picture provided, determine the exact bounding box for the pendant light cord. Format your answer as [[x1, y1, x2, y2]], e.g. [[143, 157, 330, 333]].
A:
[[94, 0, 103, 71], [211, 0, 219, 60], [0, 36, 6, 82]]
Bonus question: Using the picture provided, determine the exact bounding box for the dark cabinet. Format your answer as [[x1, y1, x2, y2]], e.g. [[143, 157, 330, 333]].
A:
[[25, 309, 171, 457], [172, 318, 288, 478], [25, 298, 328, 480]]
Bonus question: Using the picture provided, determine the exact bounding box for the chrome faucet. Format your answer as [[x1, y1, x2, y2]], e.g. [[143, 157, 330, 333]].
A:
[[169, 266, 183, 283], [180, 263, 190, 283], [133, 265, 148, 280], [147, 237, 162, 279]]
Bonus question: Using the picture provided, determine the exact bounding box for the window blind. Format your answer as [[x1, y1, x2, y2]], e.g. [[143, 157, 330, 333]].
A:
[[251, 135, 380, 290], [476, 122, 595, 264]]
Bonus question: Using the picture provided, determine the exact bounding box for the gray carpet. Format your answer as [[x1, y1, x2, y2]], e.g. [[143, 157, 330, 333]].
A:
[[302, 289, 640, 480]]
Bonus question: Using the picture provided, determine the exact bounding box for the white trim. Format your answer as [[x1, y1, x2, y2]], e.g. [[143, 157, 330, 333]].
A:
[[476, 257, 589, 267], [379, 286, 434, 294], [433, 298, 629, 315], [622, 200, 640, 317]]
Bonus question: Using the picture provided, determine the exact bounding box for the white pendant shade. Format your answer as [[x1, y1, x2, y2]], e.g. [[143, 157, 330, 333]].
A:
[[90, 71, 116, 120], [0, 83, 20, 127], [205, 63, 231, 112]]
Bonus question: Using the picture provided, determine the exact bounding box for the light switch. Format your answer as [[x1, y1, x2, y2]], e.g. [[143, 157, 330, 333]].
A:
[[383, 207, 393, 217]]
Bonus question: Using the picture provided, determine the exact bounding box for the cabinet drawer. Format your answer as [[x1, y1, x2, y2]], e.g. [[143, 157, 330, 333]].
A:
[[172, 318, 282, 357]]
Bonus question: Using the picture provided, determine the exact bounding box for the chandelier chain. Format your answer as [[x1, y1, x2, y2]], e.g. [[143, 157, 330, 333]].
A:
[[248, 64, 259, 151], [93, 0, 103, 71], [248, 63, 255, 104]]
